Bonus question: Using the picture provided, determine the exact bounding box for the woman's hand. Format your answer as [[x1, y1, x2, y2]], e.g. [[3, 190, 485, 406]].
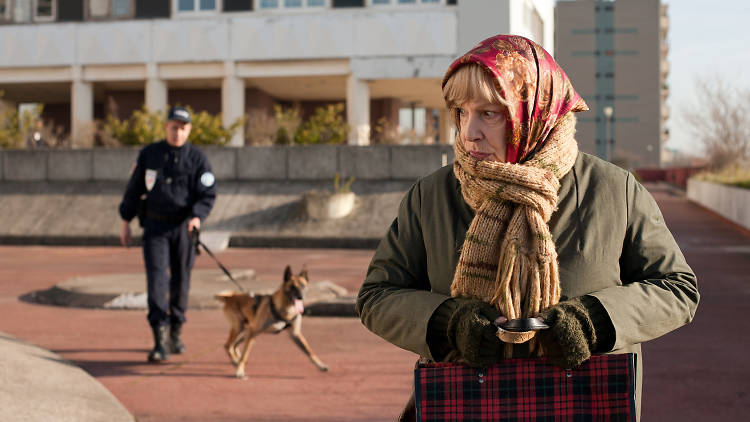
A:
[[537, 298, 597, 369], [447, 298, 505, 367]]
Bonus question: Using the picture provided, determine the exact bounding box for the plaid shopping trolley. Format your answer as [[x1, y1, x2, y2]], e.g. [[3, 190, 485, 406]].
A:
[[415, 353, 636, 422]]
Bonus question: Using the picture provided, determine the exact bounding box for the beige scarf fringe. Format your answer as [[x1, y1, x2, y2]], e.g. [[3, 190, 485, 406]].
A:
[[451, 113, 579, 357]]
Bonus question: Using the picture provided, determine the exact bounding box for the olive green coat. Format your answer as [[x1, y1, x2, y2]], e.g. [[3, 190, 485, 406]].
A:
[[356, 152, 699, 419]]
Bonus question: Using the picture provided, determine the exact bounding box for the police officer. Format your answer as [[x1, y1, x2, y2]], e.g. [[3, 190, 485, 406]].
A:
[[119, 106, 216, 363]]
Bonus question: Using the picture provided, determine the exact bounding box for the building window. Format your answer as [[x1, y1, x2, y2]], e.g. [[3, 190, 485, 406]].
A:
[[369, 0, 442, 5], [0, 0, 10, 21], [176, 0, 219, 13], [331, 0, 362, 7], [112, 0, 131, 16], [90, 0, 132, 18], [399, 106, 426, 143], [34, 0, 56, 21], [256, 0, 326, 8], [224, 0, 252, 11]]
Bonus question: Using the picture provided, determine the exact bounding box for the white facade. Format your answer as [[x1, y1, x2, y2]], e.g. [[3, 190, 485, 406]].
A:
[[0, 0, 554, 147]]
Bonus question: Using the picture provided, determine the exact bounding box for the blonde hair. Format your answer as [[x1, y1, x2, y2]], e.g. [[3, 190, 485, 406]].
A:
[[443, 63, 509, 128]]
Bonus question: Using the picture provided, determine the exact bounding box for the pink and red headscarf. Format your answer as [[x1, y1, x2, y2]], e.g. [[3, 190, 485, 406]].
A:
[[442, 34, 588, 164]]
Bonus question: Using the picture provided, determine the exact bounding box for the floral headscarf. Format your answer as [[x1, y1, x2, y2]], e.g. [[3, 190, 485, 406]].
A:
[[442, 34, 588, 164]]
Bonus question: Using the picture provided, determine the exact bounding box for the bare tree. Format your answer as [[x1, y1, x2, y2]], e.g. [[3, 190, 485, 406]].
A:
[[682, 75, 750, 170]]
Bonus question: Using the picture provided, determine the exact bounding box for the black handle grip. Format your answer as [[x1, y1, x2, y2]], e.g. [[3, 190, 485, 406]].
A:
[[496, 317, 549, 332], [192, 227, 201, 255]]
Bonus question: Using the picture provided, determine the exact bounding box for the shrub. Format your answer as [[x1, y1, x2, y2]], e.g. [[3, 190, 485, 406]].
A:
[[372, 116, 399, 144], [99, 105, 242, 146], [294, 103, 348, 145], [0, 95, 42, 149], [274, 105, 302, 145], [695, 165, 750, 190], [333, 172, 355, 193], [244, 109, 278, 146], [188, 107, 244, 146], [100, 106, 164, 146]]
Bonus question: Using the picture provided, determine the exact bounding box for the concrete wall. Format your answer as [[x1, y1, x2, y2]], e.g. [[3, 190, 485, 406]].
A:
[[0, 145, 455, 182], [687, 179, 750, 231], [0, 10, 458, 68]]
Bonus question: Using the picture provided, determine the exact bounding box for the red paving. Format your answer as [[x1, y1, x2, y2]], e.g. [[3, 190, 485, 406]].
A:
[[0, 185, 749, 421], [0, 247, 414, 422]]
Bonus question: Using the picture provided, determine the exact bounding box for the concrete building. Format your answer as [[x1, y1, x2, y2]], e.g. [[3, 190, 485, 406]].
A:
[[556, 0, 668, 168], [0, 0, 554, 148]]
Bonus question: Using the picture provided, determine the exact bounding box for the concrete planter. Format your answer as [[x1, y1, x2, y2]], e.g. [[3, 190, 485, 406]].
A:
[[303, 191, 356, 220], [687, 178, 750, 231]]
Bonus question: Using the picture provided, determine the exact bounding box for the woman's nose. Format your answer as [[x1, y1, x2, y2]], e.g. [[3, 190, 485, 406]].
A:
[[464, 115, 483, 143]]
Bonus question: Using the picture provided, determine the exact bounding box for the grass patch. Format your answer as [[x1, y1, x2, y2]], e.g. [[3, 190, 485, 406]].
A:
[[695, 166, 750, 189]]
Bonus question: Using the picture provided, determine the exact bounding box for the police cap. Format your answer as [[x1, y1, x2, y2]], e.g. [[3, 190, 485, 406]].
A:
[[167, 106, 191, 124]]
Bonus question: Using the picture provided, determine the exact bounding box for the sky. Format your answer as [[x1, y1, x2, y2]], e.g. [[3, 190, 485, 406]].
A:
[[662, 0, 750, 154]]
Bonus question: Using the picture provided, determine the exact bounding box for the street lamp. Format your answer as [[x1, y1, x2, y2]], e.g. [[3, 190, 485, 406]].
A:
[[603, 106, 614, 161]]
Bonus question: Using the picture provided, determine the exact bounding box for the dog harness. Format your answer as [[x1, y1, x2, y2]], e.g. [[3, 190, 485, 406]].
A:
[[252, 294, 296, 333]]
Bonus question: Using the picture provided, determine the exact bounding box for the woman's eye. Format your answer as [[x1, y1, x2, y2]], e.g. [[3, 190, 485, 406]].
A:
[[456, 108, 466, 116], [483, 111, 497, 118]]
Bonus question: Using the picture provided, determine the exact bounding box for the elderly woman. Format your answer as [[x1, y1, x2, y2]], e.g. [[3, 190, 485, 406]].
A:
[[356, 34, 698, 421]]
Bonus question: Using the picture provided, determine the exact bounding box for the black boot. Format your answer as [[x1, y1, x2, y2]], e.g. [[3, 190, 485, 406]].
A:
[[148, 325, 170, 363], [170, 322, 186, 354]]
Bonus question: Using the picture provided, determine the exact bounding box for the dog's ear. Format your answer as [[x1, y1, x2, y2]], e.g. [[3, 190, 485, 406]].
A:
[[284, 265, 292, 282], [299, 264, 308, 280]]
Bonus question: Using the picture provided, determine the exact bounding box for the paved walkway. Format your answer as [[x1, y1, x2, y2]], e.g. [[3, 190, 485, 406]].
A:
[[0, 184, 749, 421]]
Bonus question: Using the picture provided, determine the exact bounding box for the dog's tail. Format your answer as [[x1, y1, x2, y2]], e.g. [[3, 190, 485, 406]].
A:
[[214, 290, 238, 302]]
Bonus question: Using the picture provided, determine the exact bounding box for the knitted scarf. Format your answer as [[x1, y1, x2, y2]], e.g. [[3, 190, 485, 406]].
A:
[[451, 113, 579, 352]]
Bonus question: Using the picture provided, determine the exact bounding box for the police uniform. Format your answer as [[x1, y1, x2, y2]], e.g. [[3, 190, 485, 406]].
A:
[[119, 107, 216, 362]]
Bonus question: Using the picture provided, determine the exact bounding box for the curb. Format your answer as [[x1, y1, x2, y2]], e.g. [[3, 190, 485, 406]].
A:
[[229, 236, 379, 249], [0, 235, 380, 249], [21, 287, 359, 317]]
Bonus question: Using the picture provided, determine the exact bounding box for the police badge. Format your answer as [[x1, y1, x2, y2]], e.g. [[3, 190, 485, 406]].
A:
[[145, 169, 157, 191], [200, 172, 215, 187]]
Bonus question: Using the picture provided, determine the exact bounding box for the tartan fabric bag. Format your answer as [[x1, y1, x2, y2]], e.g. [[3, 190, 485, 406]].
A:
[[415, 354, 636, 422]]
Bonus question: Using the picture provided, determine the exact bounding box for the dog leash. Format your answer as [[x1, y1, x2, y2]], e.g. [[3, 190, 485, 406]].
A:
[[192, 228, 248, 294]]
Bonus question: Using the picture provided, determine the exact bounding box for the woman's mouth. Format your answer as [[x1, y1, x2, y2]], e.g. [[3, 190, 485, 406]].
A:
[[469, 151, 492, 160]]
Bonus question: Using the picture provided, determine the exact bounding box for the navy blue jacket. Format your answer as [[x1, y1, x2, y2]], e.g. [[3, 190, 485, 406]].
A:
[[119, 141, 216, 224]]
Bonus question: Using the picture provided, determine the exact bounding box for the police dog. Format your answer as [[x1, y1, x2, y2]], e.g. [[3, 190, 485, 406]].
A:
[[214, 265, 329, 379]]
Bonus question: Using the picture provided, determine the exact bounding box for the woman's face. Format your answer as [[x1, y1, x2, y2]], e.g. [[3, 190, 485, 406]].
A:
[[457, 99, 508, 162]]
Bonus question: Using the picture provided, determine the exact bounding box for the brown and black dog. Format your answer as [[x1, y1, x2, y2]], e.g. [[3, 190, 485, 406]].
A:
[[214, 265, 329, 379]]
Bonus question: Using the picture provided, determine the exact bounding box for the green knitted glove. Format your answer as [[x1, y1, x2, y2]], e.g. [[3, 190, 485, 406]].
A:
[[446, 298, 504, 367], [537, 298, 597, 369]]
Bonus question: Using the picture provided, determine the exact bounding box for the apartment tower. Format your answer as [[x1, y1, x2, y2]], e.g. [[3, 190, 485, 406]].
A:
[[556, 0, 669, 168]]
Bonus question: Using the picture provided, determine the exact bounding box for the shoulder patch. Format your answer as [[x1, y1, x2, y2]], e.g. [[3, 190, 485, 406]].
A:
[[145, 169, 157, 191], [200, 172, 215, 187]]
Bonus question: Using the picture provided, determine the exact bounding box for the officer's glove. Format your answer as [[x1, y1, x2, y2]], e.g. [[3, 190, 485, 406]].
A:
[[442, 297, 504, 367], [537, 298, 598, 369]]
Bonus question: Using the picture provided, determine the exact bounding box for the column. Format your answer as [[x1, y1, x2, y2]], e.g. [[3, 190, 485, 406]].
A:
[[438, 108, 455, 145], [222, 61, 245, 147], [346, 74, 370, 146], [145, 62, 167, 114], [71, 66, 94, 148]]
